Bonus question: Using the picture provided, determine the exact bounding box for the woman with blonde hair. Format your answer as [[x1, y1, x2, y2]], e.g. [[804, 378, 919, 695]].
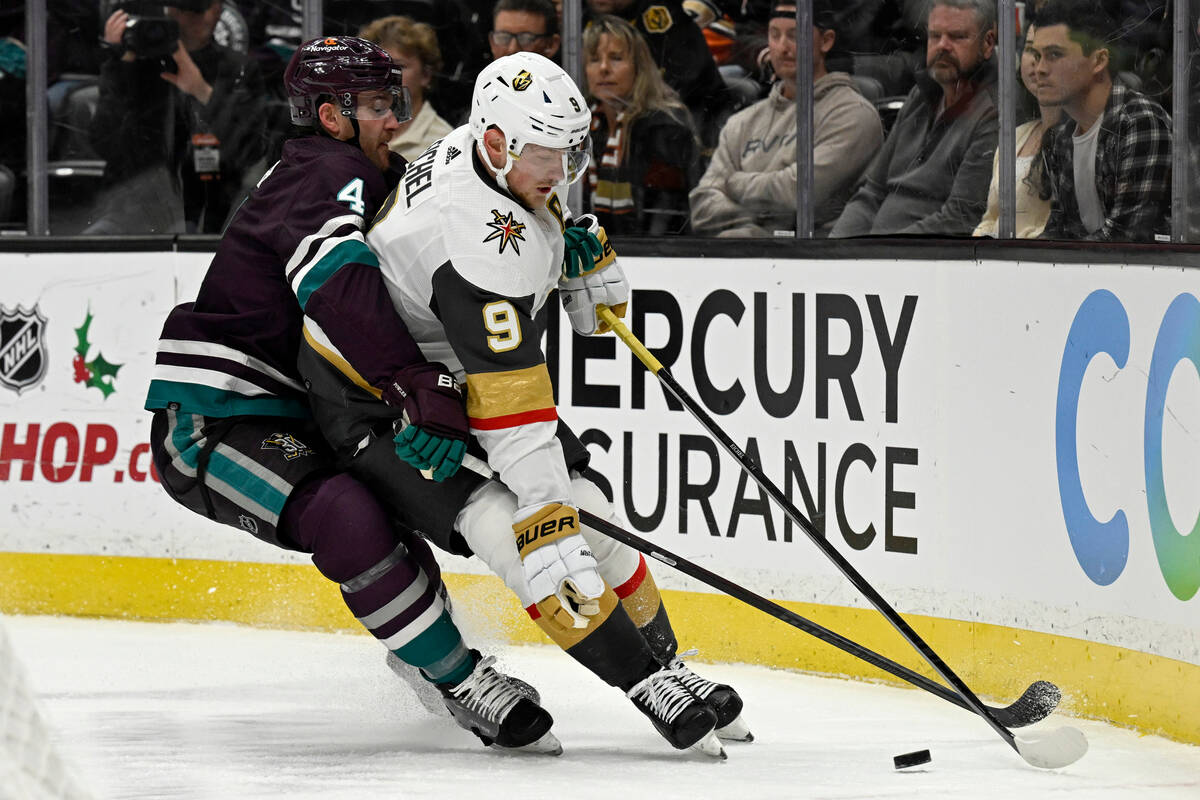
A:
[[583, 15, 700, 235], [359, 15, 452, 162]]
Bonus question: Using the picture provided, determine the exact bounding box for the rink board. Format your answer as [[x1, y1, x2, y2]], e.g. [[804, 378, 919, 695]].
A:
[[0, 250, 1197, 744]]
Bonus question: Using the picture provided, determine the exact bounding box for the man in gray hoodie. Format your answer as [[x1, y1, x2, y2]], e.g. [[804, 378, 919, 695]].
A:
[[830, 0, 999, 237], [688, 2, 882, 237]]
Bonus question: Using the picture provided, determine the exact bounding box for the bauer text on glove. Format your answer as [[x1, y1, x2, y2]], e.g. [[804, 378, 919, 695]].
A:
[[513, 503, 605, 631]]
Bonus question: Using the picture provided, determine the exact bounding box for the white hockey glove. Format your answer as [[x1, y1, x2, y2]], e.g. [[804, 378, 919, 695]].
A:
[[559, 216, 629, 336], [513, 502, 606, 633]]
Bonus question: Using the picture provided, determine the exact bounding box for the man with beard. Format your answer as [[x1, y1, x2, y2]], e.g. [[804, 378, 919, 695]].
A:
[[830, 0, 999, 237]]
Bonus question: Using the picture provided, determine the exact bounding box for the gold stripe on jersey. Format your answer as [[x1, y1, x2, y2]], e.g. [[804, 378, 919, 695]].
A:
[[301, 320, 382, 399], [465, 364, 556, 428]]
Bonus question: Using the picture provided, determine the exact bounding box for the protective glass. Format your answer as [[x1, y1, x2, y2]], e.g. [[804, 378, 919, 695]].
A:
[[515, 138, 591, 186], [349, 87, 413, 123], [489, 31, 550, 48]]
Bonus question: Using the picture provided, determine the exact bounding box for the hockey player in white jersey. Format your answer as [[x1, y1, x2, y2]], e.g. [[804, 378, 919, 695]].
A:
[[299, 51, 749, 755]]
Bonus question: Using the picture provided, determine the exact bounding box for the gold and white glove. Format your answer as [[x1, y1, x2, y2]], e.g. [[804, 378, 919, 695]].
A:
[[513, 503, 605, 632], [559, 216, 629, 336]]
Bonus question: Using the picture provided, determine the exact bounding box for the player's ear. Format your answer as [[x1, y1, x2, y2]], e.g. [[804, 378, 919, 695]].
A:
[[317, 102, 345, 138], [482, 127, 508, 169]]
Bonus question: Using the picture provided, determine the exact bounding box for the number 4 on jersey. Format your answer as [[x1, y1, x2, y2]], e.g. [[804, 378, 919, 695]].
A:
[[337, 178, 366, 215]]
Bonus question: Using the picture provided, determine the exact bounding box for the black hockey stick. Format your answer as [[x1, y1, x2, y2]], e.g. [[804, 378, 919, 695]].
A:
[[572, 507, 1059, 729], [456, 449, 1056, 729], [595, 306, 1087, 769]]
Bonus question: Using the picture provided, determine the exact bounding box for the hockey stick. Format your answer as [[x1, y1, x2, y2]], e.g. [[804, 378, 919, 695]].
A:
[[595, 306, 1087, 769], [455, 450, 1055, 728]]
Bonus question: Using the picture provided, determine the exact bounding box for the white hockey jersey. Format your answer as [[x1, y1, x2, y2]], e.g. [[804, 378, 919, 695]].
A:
[[366, 126, 573, 518]]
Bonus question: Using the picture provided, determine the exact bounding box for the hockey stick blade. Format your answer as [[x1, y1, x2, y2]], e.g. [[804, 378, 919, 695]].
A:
[[1014, 726, 1088, 769], [991, 680, 1061, 729]]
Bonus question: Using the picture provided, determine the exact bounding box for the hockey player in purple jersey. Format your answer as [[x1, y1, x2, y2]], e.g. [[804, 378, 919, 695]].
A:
[[144, 36, 559, 755]]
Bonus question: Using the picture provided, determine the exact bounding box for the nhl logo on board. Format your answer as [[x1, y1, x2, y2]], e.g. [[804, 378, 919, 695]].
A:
[[511, 70, 533, 91], [0, 304, 48, 394]]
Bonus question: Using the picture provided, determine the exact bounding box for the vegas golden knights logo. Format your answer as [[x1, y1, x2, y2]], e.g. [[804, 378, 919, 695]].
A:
[[512, 70, 533, 91]]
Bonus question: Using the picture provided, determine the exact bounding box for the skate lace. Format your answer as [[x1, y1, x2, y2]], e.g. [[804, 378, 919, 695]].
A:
[[449, 656, 523, 721], [625, 665, 696, 724], [670, 648, 715, 699]]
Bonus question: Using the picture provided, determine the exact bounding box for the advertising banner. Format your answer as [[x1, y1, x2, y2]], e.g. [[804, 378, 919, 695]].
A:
[[1, 252, 1197, 665]]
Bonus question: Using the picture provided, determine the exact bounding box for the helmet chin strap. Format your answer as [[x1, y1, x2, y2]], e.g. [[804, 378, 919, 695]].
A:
[[345, 116, 362, 150], [479, 141, 517, 193]]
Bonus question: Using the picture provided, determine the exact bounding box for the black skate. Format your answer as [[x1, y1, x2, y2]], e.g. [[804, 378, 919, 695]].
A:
[[671, 650, 753, 743], [626, 664, 723, 758], [440, 653, 561, 755], [386, 650, 542, 717]]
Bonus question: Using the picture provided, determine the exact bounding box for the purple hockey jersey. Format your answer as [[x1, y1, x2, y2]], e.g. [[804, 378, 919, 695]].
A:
[[145, 135, 421, 418]]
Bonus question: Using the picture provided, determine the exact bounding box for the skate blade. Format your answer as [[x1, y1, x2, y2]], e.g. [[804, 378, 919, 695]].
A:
[[690, 730, 727, 760], [490, 730, 563, 757], [715, 715, 753, 743]]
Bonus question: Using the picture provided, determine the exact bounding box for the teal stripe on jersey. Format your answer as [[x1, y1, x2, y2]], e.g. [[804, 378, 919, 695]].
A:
[[145, 380, 309, 419], [295, 239, 379, 311], [392, 610, 472, 684], [170, 410, 201, 470], [204, 448, 291, 518]]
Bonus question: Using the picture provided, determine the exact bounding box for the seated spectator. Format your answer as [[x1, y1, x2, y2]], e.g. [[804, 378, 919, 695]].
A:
[[359, 15, 452, 162], [689, 1, 882, 237], [583, 15, 699, 235], [974, 22, 1061, 238], [1032, 0, 1171, 242], [87, 0, 266, 234], [326, 1, 487, 126], [586, 0, 733, 146], [488, 0, 561, 62], [830, 0, 999, 237]]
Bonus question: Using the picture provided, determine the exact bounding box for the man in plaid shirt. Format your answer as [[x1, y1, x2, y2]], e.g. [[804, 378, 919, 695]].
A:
[[1031, 0, 1171, 242]]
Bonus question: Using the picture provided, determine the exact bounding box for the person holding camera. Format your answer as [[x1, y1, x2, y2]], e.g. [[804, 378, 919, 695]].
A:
[[87, 0, 266, 234]]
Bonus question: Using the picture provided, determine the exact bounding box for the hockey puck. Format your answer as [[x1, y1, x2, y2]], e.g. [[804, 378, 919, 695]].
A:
[[893, 749, 932, 769]]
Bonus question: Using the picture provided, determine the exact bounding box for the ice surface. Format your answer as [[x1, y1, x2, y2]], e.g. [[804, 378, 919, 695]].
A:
[[7, 616, 1199, 800]]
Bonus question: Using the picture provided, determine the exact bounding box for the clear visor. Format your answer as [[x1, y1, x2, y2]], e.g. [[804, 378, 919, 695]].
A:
[[512, 138, 591, 186], [346, 87, 412, 123]]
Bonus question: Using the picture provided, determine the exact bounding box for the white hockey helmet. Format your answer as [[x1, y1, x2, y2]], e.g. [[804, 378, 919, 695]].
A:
[[470, 51, 591, 190]]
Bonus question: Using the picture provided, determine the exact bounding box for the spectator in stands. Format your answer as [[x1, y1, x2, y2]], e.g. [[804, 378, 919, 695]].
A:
[[583, 15, 699, 235], [1032, 0, 1171, 241], [689, 1, 882, 237], [87, 0, 265, 234], [973, 23, 1061, 238], [586, 0, 732, 146], [488, 0, 561, 62], [326, 1, 487, 127], [830, 0, 999, 237], [360, 15, 452, 162]]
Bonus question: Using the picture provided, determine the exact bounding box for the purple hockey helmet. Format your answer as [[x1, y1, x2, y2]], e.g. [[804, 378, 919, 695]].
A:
[[284, 36, 411, 127]]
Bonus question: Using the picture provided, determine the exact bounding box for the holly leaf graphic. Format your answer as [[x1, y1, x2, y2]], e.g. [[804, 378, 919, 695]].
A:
[[86, 352, 122, 398], [74, 312, 93, 357]]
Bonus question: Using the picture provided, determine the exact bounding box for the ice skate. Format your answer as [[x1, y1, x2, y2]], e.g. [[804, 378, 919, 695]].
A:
[[440, 652, 560, 755], [626, 664, 721, 757], [671, 650, 753, 742]]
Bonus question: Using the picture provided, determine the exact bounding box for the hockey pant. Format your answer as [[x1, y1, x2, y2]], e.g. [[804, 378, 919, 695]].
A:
[[149, 407, 473, 684], [456, 474, 680, 689]]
